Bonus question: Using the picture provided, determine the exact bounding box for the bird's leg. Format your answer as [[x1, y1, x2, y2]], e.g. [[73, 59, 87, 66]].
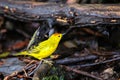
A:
[[50, 54, 60, 59], [41, 59, 53, 66]]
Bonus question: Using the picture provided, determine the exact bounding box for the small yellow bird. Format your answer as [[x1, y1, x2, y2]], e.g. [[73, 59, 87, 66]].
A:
[[14, 33, 62, 60]]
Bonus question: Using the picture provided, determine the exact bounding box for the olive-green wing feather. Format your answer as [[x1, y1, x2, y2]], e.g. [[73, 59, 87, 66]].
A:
[[28, 40, 49, 53]]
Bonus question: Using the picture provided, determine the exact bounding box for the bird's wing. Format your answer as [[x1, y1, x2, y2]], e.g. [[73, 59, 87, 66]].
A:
[[28, 40, 49, 54]]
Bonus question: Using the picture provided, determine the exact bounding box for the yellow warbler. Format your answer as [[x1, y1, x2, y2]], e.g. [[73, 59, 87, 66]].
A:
[[14, 33, 62, 60]]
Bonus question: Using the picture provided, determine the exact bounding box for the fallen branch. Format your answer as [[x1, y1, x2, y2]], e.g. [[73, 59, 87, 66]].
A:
[[71, 56, 120, 69], [62, 65, 103, 80], [0, 0, 120, 25]]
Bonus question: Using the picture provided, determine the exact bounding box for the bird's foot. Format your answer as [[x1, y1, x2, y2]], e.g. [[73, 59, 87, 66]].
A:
[[41, 59, 53, 66]]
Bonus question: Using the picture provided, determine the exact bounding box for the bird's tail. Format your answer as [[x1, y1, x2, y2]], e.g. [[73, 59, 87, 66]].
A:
[[0, 52, 10, 58], [13, 51, 29, 56], [0, 51, 29, 59]]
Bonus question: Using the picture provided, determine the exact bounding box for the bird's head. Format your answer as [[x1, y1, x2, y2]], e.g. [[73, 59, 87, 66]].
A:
[[49, 33, 62, 42]]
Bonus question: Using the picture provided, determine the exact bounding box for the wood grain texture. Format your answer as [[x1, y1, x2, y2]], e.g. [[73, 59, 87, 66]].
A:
[[0, 0, 120, 25]]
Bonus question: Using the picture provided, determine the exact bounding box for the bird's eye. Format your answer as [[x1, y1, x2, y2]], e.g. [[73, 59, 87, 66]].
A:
[[58, 35, 60, 37]]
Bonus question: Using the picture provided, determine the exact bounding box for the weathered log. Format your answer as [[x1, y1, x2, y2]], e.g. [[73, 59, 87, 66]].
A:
[[0, 0, 120, 25]]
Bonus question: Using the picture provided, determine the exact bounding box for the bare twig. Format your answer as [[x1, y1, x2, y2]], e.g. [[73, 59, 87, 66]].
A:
[[71, 56, 120, 69], [28, 60, 42, 76], [4, 71, 18, 80], [4, 63, 37, 80]]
